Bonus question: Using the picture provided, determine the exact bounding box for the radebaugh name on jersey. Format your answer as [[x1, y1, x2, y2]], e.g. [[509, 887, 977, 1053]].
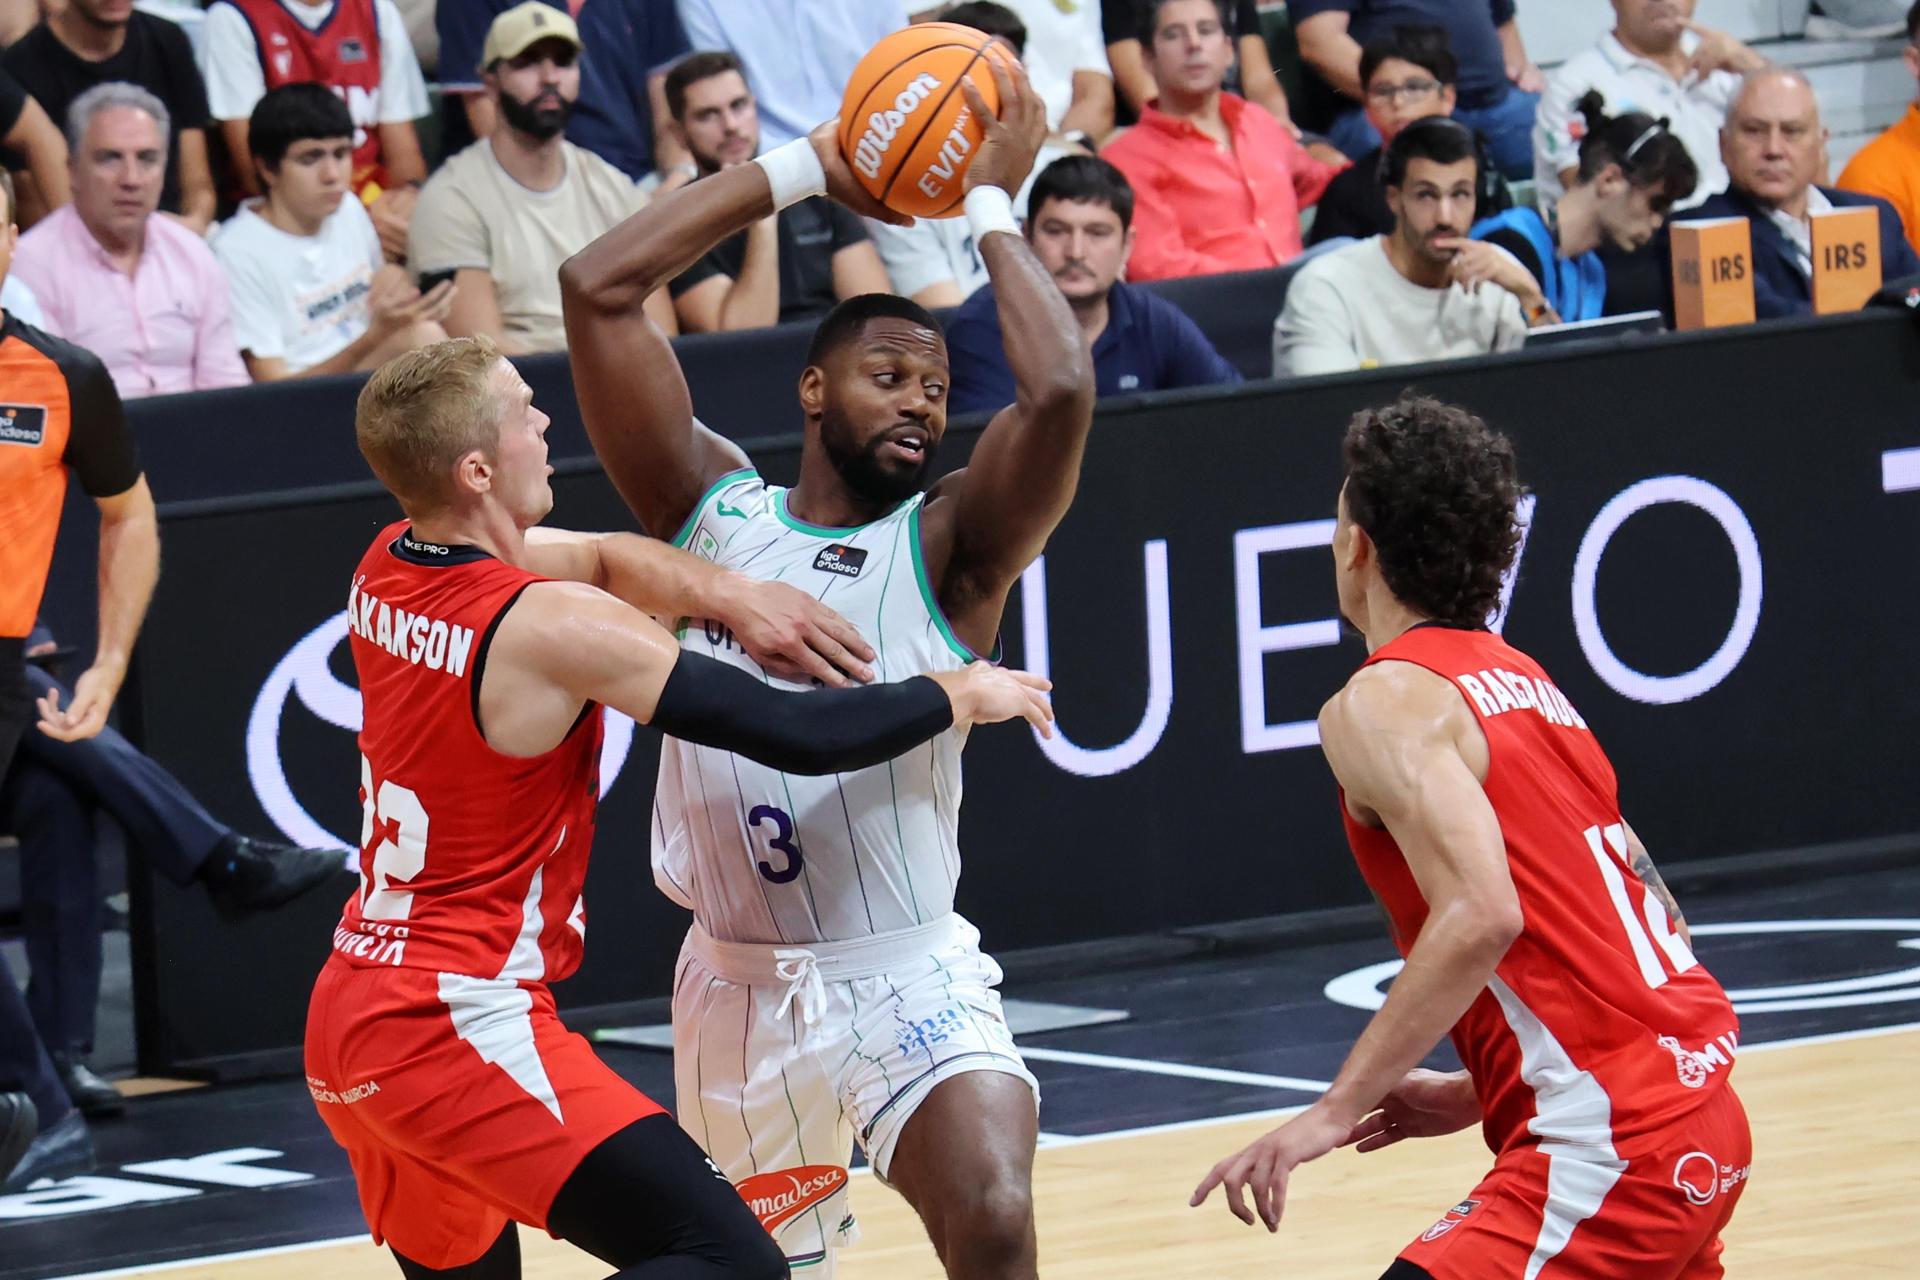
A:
[[652, 470, 982, 946], [346, 574, 477, 676]]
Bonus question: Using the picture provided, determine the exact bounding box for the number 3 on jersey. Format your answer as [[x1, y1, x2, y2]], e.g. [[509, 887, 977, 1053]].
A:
[[1584, 822, 1697, 988], [750, 804, 803, 883], [360, 755, 429, 920]]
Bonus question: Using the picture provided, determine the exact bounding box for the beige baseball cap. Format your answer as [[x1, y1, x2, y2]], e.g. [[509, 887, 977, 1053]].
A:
[[481, 1, 583, 72]]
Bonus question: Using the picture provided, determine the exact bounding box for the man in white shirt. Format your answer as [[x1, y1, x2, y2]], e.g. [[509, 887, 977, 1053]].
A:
[[199, 0, 431, 260], [409, 2, 672, 352], [1534, 0, 1764, 209], [990, 0, 1114, 146], [673, 0, 910, 150], [1276, 115, 1537, 376], [213, 83, 449, 381]]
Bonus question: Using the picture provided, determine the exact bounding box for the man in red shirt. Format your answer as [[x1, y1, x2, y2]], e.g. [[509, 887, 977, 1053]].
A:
[[1191, 395, 1749, 1279], [1100, 0, 1345, 280]]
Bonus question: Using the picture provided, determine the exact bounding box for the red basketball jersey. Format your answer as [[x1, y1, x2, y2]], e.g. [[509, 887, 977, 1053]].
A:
[[333, 521, 603, 983], [1341, 625, 1739, 1159], [222, 0, 387, 190]]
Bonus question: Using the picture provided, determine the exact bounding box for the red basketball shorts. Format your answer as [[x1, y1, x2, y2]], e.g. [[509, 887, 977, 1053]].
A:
[[304, 958, 664, 1269], [1399, 1085, 1751, 1280]]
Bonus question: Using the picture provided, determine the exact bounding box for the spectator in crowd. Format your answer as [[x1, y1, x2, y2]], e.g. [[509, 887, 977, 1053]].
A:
[[437, 0, 694, 187], [1838, 1, 1920, 253], [3, 0, 214, 232], [412, 3, 672, 352], [673, 0, 910, 151], [1101, 0, 1346, 281], [13, 84, 248, 399], [1308, 24, 1511, 247], [0, 66, 69, 231], [664, 51, 889, 331], [989, 0, 1114, 148], [199, 0, 430, 262], [1683, 67, 1920, 318], [1474, 91, 1696, 322], [214, 84, 452, 380], [1105, 0, 1297, 136], [1274, 115, 1537, 376], [1535, 0, 1762, 211], [946, 155, 1240, 414], [3, 643, 343, 1129], [1292, 0, 1543, 179], [0, 160, 157, 1189], [864, 1, 1025, 307]]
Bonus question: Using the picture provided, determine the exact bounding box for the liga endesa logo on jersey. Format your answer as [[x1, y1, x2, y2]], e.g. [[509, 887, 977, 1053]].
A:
[[736, 1165, 848, 1233]]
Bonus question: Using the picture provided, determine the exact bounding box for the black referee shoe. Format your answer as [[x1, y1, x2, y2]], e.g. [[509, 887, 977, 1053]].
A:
[[0, 1093, 35, 1187], [52, 1054, 126, 1119], [2, 1108, 93, 1193], [202, 835, 347, 919]]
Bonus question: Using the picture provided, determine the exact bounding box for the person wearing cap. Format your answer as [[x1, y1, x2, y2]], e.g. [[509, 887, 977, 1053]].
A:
[[409, 1, 675, 353], [198, 0, 430, 261]]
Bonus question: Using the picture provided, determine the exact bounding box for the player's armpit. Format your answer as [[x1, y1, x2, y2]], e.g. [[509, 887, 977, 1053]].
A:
[[1622, 820, 1690, 944]]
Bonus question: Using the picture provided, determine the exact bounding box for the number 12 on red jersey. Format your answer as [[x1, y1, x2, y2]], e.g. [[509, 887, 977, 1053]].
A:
[[1584, 822, 1698, 988]]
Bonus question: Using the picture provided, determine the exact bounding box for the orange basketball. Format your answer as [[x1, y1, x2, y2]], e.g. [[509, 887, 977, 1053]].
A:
[[838, 22, 1014, 220]]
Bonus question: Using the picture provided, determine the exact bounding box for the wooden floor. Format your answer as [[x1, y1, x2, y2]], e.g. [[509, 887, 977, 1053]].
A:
[[117, 1027, 1916, 1280]]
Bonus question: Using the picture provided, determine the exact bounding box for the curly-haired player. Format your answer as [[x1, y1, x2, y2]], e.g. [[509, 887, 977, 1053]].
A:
[[1192, 395, 1750, 1280]]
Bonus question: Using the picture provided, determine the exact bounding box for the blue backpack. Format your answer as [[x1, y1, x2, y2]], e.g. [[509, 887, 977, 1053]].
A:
[[1470, 206, 1607, 322]]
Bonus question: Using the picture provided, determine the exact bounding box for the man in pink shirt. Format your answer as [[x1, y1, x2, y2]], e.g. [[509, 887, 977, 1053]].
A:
[[1101, 0, 1346, 280], [13, 81, 247, 399]]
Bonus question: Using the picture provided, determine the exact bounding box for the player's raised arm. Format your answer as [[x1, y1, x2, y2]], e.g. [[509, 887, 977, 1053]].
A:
[[930, 60, 1096, 608], [1191, 662, 1521, 1232], [480, 582, 1050, 775], [560, 122, 910, 540], [523, 528, 876, 686]]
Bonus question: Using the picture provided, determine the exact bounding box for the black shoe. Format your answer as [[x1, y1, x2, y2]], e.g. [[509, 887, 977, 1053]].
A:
[[1, 1108, 94, 1192], [52, 1054, 126, 1118], [0, 1092, 35, 1186], [203, 835, 347, 919]]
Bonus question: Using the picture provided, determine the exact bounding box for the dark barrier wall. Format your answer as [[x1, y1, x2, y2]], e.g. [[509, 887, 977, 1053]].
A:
[[70, 310, 1920, 1075]]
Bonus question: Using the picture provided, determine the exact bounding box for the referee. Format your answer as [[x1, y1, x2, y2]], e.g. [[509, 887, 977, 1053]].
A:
[[0, 168, 159, 1189]]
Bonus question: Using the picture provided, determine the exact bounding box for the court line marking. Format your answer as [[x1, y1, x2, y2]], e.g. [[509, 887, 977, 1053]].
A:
[[1015, 1045, 1332, 1093], [42, 1020, 1920, 1280]]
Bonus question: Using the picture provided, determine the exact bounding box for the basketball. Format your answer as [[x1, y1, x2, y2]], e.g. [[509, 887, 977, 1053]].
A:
[[837, 22, 1013, 220]]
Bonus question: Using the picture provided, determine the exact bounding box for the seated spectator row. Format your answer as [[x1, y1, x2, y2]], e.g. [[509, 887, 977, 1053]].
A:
[[4, 0, 1920, 407]]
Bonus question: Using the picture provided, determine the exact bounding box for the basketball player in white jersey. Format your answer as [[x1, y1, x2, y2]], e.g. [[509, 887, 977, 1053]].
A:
[[561, 60, 1086, 1280]]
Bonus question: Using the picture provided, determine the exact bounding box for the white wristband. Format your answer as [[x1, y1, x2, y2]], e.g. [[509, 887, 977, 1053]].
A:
[[964, 185, 1019, 242], [753, 138, 827, 211]]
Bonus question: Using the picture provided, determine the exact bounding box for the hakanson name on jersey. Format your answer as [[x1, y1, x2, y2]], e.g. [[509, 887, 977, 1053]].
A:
[[346, 575, 477, 676]]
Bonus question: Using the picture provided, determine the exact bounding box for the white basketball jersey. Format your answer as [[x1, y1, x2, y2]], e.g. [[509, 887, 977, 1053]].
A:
[[652, 470, 982, 944]]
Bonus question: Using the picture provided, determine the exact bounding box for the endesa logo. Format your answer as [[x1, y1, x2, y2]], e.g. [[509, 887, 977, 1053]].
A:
[[736, 1165, 848, 1234]]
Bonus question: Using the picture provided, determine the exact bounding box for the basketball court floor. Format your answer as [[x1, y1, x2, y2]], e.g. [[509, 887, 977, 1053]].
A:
[[3, 861, 1915, 1279]]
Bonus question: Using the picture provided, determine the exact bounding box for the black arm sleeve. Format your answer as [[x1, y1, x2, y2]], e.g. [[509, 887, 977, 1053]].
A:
[[650, 651, 954, 776], [59, 347, 142, 498]]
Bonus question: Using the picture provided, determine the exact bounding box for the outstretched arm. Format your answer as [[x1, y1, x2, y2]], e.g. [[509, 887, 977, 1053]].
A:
[[1192, 662, 1522, 1231], [561, 126, 908, 538], [523, 528, 875, 686], [927, 63, 1096, 638], [479, 582, 1050, 771]]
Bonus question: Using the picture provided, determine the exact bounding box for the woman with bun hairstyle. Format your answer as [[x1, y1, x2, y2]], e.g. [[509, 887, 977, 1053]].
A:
[[1470, 89, 1696, 322]]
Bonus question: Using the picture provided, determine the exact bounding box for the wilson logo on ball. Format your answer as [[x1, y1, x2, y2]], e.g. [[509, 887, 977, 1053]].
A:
[[851, 72, 942, 181]]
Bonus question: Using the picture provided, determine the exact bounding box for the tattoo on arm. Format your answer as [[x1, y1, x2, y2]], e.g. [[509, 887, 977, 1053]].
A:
[[1630, 846, 1690, 940]]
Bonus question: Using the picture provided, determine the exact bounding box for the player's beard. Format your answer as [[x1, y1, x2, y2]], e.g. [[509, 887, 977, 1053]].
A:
[[498, 86, 573, 141], [820, 403, 936, 505]]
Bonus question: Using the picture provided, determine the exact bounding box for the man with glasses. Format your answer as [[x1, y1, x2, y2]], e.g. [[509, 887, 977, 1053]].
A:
[[1838, 1, 1920, 254], [1535, 0, 1763, 211], [1309, 25, 1511, 247]]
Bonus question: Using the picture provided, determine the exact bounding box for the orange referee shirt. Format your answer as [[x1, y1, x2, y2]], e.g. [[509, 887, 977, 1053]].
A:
[[1838, 102, 1920, 256], [0, 311, 141, 639]]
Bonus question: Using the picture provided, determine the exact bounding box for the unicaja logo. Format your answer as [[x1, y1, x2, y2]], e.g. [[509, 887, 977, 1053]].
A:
[[852, 73, 941, 180]]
